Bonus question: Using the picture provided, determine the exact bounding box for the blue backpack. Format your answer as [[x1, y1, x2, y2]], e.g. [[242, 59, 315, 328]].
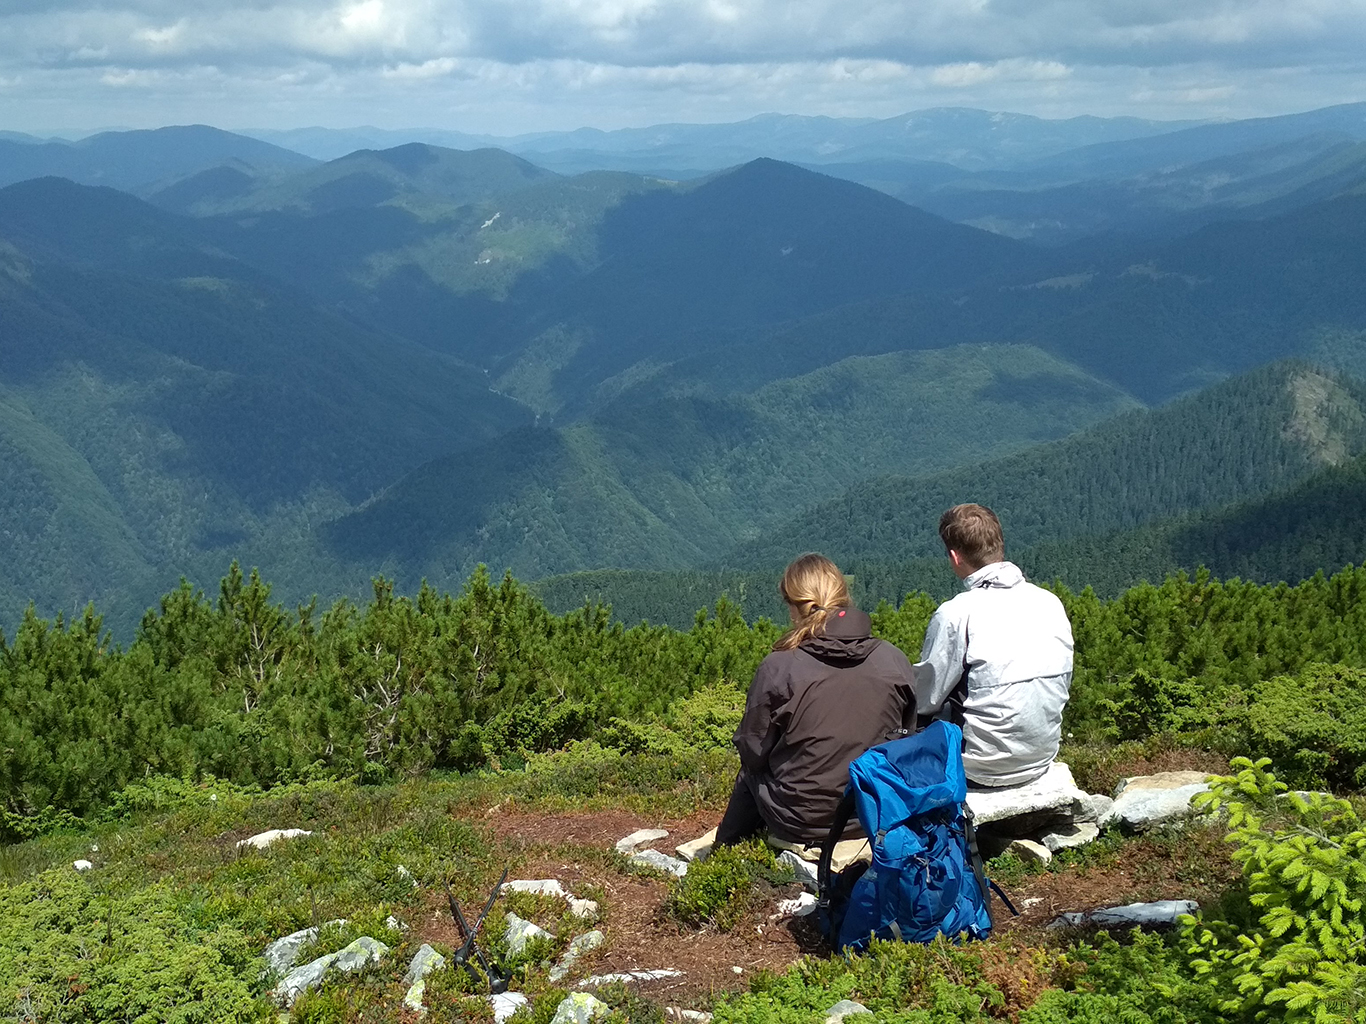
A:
[[816, 721, 1000, 952]]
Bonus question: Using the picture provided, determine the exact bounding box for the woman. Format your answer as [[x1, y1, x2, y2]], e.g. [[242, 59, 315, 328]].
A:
[[715, 553, 917, 848]]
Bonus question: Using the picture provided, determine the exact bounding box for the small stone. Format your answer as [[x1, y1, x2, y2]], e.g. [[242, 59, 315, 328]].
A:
[[505, 912, 553, 956], [396, 864, 418, 888], [1048, 899, 1199, 931], [776, 850, 819, 893], [615, 828, 670, 855], [262, 920, 346, 977], [72, 860, 93, 872], [237, 828, 313, 851], [551, 991, 610, 1024], [629, 849, 688, 877], [667, 1011, 713, 1023], [731, 966, 743, 975], [825, 999, 871, 1022], [489, 992, 529, 1024], [1003, 839, 1052, 866], [775, 892, 819, 918], [1040, 821, 1100, 853], [548, 929, 605, 982], [385, 915, 407, 932]]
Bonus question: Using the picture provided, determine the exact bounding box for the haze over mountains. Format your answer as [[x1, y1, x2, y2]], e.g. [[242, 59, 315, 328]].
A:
[[4, 101, 1366, 632]]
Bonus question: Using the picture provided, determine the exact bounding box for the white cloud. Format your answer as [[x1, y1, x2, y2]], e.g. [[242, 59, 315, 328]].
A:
[[0, 0, 1361, 131]]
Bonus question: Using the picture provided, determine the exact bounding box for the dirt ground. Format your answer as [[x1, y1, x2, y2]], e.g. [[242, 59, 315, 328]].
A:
[[417, 797, 1238, 1010]]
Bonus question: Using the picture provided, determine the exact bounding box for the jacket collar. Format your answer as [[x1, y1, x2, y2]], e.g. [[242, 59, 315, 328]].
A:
[[963, 560, 1025, 590]]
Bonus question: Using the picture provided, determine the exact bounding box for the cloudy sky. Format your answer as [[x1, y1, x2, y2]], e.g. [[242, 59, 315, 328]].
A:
[[3, 0, 1365, 135]]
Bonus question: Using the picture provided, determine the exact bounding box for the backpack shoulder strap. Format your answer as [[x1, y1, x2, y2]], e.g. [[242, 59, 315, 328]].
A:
[[816, 788, 857, 896]]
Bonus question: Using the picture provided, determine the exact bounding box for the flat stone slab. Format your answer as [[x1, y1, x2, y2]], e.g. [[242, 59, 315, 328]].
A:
[[237, 828, 313, 851], [1040, 821, 1100, 853], [965, 762, 1087, 825], [1048, 899, 1199, 931], [630, 849, 688, 877], [582, 969, 684, 987], [1102, 772, 1211, 831], [615, 828, 670, 855]]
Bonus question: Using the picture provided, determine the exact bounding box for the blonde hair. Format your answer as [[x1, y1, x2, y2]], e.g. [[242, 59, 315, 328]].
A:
[[774, 553, 851, 652]]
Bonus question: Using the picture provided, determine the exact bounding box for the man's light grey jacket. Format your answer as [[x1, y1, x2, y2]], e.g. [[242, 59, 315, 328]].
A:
[[913, 560, 1074, 787]]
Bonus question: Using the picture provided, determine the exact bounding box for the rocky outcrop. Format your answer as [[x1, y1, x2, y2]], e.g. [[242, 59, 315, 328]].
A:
[[1100, 772, 1211, 831], [272, 935, 389, 1007]]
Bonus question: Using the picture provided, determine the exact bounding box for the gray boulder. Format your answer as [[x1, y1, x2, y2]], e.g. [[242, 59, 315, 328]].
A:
[[272, 935, 388, 1007], [1101, 772, 1211, 831], [825, 999, 872, 1022], [402, 944, 447, 1014], [489, 992, 530, 1023], [551, 992, 610, 1024], [629, 849, 688, 877], [263, 919, 346, 977], [1003, 838, 1052, 866], [615, 828, 670, 855], [549, 929, 605, 982], [505, 912, 553, 956]]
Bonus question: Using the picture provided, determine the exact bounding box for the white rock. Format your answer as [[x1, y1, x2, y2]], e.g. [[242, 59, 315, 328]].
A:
[[615, 828, 670, 855], [568, 898, 600, 921], [825, 999, 872, 1022], [1102, 772, 1211, 831], [1004, 839, 1052, 866], [237, 828, 313, 851], [551, 992, 611, 1024], [385, 915, 407, 932], [582, 969, 684, 987], [503, 879, 570, 898], [775, 892, 819, 918], [505, 912, 553, 956], [549, 929, 605, 982], [402, 944, 446, 1015], [667, 1011, 713, 1023], [272, 936, 388, 1007], [489, 992, 529, 1024], [262, 921, 346, 977], [1049, 899, 1199, 930], [777, 850, 819, 893], [396, 864, 418, 888], [629, 849, 688, 877], [731, 966, 743, 975], [72, 860, 93, 872], [965, 762, 1087, 825], [1040, 821, 1100, 853]]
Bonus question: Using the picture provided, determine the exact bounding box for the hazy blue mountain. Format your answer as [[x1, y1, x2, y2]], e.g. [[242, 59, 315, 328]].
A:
[[244, 107, 1197, 175], [1026, 102, 1366, 181], [729, 363, 1366, 570], [0, 124, 316, 193], [151, 144, 558, 216]]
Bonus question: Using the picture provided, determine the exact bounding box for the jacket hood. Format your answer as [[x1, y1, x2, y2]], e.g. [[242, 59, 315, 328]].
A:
[[963, 560, 1025, 591], [799, 606, 878, 663]]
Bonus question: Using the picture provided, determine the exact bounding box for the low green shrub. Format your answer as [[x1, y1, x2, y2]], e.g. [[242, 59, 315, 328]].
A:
[[1229, 665, 1366, 790], [665, 839, 791, 931]]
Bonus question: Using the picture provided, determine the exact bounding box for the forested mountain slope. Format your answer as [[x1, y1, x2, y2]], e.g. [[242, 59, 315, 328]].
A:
[[731, 363, 1366, 569], [0, 179, 530, 625], [320, 345, 1136, 588]]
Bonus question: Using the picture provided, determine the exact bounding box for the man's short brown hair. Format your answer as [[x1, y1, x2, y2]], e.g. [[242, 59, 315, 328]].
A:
[[938, 504, 1004, 570]]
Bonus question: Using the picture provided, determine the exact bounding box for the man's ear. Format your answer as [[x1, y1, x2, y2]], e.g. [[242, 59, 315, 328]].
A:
[[947, 548, 964, 571]]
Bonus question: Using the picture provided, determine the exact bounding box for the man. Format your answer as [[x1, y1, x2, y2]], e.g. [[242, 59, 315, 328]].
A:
[[913, 504, 1074, 787]]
